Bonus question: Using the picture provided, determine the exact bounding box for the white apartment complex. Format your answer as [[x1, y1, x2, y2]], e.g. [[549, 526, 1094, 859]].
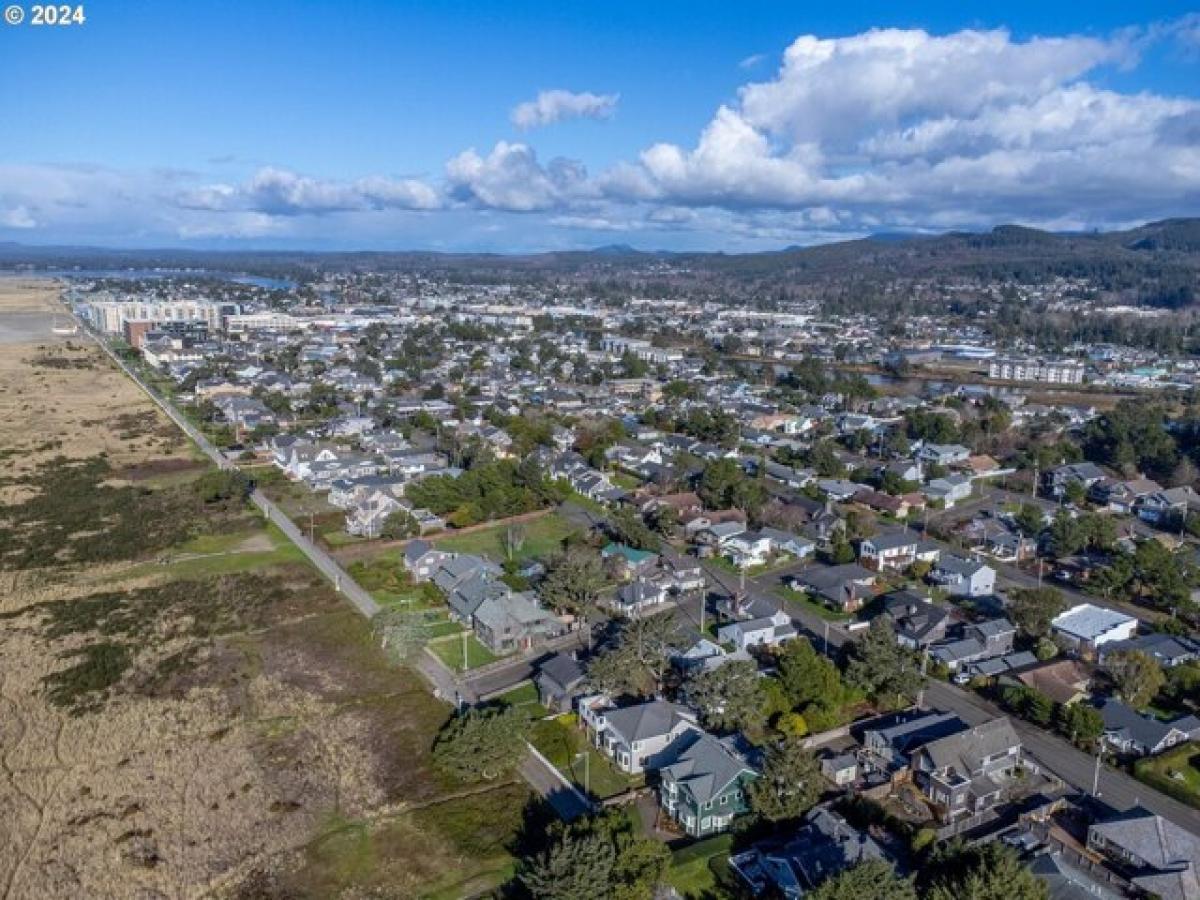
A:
[[225, 312, 308, 333], [602, 335, 684, 364], [988, 357, 1085, 384], [81, 299, 239, 334]]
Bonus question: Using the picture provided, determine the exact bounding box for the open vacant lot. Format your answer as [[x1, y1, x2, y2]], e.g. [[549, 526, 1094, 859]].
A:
[[0, 280, 528, 899]]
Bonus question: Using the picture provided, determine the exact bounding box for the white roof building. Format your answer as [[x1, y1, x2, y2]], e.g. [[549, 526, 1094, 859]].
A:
[[1051, 603, 1138, 654]]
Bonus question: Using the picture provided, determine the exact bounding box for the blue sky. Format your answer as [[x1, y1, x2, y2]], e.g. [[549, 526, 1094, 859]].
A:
[[1, 0, 1198, 250]]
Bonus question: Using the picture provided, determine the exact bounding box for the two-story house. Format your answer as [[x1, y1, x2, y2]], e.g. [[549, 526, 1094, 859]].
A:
[[909, 717, 1022, 823], [586, 699, 702, 775], [929, 554, 996, 597], [658, 734, 759, 837], [858, 531, 920, 572], [881, 591, 951, 649], [1087, 807, 1200, 900], [716, 609, 797, 651]]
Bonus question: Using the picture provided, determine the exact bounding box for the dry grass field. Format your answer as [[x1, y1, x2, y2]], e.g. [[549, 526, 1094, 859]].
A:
[[0, 280, 527, 899]]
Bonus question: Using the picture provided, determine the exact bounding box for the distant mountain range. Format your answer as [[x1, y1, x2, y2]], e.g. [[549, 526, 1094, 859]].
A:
[[2, 218, 1199, 287]]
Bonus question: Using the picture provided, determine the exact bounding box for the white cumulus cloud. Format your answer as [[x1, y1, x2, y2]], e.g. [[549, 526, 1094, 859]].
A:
[[511, 89, 619, 129], [446, 142, 594, 211], [178, 167, 441, 215], [593, 26, 1200, 231]]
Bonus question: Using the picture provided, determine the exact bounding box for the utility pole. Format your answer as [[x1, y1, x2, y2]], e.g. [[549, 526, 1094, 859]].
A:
[[917, 647, 929, 709], [823, 620, 830, 657], [699, 590, 705, 634], [1092, 743, 1103, 797], [461, 629, 469, 675]]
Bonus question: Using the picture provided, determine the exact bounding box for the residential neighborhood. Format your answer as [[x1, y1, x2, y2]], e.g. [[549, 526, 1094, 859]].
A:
[[41, 257, 1200, 900]]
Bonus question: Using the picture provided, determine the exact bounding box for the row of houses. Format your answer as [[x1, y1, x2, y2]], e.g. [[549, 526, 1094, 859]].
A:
[[405, 543, 565, 654]]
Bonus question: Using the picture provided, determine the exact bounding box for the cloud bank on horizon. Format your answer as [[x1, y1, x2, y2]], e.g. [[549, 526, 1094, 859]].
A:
[[2, 22, 1198, 250]]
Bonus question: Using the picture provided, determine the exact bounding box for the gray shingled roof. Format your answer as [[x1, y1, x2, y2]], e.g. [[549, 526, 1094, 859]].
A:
[[1098, 698, 1200, 752], [537, 652, 585, 692], [660, 733, 756, 805], [603, 700, 696, 746], [919, 717, 1020, 775], [1091, 807, 1200, 900]]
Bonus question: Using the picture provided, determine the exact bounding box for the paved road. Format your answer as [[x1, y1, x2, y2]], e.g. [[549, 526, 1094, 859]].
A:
[[563, 489, 1200, 834], [765, 571, 1200, 835], [519, 744, 594, 822], [78, 316, 595, 821], [465, 630, 588, 698], [78, 320, 380, 618]]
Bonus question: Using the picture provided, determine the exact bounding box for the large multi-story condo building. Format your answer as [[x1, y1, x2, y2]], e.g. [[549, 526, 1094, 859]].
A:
[[81, 299, 239, 334], [988, 357, 1085, 384], [602, 335, 685, 364]]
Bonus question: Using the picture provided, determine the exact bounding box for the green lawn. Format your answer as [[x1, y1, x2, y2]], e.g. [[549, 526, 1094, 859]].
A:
[[667, 833, 734, 899], [345, 554, 444, 611], [564, 492, 608, 517], [432, 512, 580, 564], [323, 530, 368, 548], [429, 632, 501, 671], [773, 586, 852, 622], [1135, 742, 1200, 808], [105, 521, 305, 583], [493, 681, 549, 720], [295, 782, 530, 899], [528, 715, 640, 800], [425, 619, 464, 639]]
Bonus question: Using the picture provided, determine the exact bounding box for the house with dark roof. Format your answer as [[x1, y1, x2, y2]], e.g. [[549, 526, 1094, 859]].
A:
[[535, 652, 587, 713], [1087, 807, 1200, 900], [929, 618, 1016, 672], [881, 590, 950, 649], [861, 709, 967, 772], [611, 577, 671, 617], [403, 539, 452, 582], [1097, 697, 1200, 757], [729, 805, 890, 900], [1028, 850, 1123, 900], [659, 733, 758, 837], [909, 717, 1022, 823], [1046, 462, 1108, 499], [1099, 632, 1200, 669], [791, 563, 877, 614]]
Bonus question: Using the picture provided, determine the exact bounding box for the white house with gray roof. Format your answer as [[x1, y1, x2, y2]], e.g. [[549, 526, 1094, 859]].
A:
[[1051, 603, 1138, 657], [585, 699, 702, 774], [929, 554, 995, 597]]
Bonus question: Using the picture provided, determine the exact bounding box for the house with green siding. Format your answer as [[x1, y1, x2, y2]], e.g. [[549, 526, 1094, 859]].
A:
[[658, 733, 758, 837]]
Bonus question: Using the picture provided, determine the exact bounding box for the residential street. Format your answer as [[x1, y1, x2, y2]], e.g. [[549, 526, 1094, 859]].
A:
[[762, 565, 1200, 835], [81, 320, 592, 822], [564, 503, 1200, 835]]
